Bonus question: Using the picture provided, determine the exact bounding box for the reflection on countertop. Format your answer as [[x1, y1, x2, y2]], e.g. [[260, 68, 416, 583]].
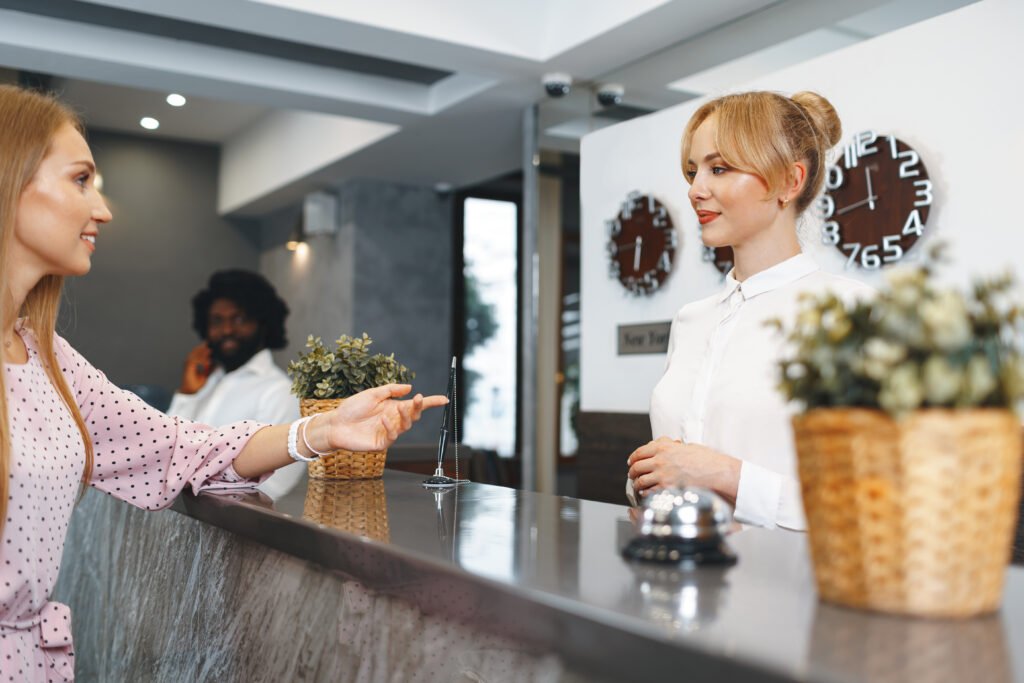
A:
[[179, 470, 1024, 683]]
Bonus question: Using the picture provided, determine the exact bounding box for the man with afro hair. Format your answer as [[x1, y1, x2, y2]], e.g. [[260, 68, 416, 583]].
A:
[[167, 270, 304, 496]]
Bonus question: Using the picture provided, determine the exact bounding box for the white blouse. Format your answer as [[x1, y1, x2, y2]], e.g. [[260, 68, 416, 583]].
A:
[[648, 253, 874, 530]]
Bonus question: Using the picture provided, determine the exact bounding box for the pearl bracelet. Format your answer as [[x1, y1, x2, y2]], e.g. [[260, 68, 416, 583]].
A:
[[300, 415, 333, 457], [287, 416, 317, 462]]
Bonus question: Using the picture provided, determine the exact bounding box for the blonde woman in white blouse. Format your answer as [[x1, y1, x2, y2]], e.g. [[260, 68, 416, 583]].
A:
[[627, 91, 873, 530]]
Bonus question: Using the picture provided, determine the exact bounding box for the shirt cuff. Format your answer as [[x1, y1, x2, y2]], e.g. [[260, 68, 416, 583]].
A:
[[735, 461, 807, 531], [167, 391, 197, 417], [194, 462, 272, 493]]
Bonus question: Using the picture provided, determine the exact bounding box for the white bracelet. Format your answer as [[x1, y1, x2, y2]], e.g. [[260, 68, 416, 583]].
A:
[[287, 416, 317, 462], [300, 414, 333, 457]]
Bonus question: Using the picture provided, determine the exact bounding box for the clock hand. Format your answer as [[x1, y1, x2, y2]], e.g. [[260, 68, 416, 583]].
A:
[[633, 236, 642, 272], [836, 195, 879, 216], [865, 167, 876, 210]]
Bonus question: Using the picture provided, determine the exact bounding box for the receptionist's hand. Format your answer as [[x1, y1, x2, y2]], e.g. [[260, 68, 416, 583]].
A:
[[627, 437, 740, 504]]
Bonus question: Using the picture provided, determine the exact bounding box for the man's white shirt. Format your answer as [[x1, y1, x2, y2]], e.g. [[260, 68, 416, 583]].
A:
[[167, 348, 304, 497]]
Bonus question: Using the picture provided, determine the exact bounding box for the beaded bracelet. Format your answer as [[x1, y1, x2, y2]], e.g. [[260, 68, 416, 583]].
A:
[[300, 414, 333, 457], [287, 416, 317, 462]]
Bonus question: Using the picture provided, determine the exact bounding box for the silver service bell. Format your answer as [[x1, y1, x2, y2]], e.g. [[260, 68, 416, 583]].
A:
[[622, 487, 737, 566]]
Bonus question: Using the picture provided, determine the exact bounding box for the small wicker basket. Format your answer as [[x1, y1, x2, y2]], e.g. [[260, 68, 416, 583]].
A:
[[792, 408, 1023, 618], [299, 397, 387, 480], [302, 478, 390, 541]]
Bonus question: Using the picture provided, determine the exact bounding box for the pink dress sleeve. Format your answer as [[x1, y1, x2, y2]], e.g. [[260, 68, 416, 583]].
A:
[[54, 334, 272, 510]]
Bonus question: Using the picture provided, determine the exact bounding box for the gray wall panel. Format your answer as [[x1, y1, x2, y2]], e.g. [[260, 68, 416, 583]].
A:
[[60, 129, 260, 391]]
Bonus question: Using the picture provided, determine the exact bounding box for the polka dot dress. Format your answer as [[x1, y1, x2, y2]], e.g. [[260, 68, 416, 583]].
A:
[[1, 327, 266, 681]]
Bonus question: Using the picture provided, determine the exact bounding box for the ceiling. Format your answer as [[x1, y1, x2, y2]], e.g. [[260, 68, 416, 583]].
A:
[[0, 0, 976, 216]]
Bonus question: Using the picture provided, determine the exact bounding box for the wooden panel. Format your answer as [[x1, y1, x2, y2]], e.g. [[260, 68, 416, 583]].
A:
[[576, 411, 651, 505]]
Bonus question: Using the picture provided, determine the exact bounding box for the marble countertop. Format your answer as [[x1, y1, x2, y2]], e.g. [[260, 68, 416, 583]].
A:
[[175, 470, 1024, 683]]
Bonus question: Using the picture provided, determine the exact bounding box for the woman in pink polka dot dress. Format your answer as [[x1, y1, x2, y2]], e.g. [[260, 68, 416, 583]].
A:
[[0, 85, 446, 682]]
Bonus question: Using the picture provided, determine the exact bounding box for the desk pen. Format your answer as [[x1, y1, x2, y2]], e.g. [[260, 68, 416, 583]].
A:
[[423, 356, 459, 488]]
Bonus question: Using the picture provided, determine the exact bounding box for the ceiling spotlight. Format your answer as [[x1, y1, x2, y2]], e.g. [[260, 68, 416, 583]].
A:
[[166, 93, 187, 107], [542, 72, 572, 98], [139, 117, 160, 130], [596, 83, 625, 107]]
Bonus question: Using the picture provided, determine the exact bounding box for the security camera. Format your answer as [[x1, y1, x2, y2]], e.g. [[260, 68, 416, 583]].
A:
[[596, 83, 624, 107], [542, 72, 572, 98]]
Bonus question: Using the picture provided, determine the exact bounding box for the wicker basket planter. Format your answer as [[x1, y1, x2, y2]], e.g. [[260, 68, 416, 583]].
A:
[[792, 408, 1023, 618], [299, 397, 387, 480], [302, 478, 390, 541]]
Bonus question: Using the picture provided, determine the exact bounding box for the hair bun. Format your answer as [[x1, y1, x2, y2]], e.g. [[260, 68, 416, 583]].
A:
[[791, 91, 842, 148]]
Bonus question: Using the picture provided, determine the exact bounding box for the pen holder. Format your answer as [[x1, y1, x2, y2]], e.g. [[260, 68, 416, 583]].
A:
[[299, 398, 387, 480]]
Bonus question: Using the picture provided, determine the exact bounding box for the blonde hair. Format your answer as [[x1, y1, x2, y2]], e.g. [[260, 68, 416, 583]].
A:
[[681, 91, 842, 213], [0, 85, 94, 533]]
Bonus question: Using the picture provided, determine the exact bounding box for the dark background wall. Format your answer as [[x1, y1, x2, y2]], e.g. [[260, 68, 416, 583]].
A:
[[60, 129, 260, 391]]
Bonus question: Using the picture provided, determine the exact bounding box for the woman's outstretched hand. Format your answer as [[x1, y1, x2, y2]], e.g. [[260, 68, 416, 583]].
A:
[[321, 384, 448, 453]]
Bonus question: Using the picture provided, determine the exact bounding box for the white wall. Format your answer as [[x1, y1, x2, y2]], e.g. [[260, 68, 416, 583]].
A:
[[219, 110, 399, 214], [580, 0, 1024, 414]]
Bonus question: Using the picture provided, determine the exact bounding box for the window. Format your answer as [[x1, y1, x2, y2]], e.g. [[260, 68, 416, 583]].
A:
[[460, 197, 518, 457]]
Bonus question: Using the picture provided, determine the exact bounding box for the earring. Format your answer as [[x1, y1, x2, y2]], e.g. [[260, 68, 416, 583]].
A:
[[780, 197, 791, 209]]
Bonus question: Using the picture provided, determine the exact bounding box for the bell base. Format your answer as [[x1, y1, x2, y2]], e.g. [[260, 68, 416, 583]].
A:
[[622, 536, 737, 566]]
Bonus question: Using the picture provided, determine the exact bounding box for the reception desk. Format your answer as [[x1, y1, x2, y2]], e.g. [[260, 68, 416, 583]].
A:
[[55, 470, 1024, 682]]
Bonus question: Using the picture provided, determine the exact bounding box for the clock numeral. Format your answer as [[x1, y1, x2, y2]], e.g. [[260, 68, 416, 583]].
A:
[[647, 195, 656, 213], [658, 250, 672, 272], [607, 219, 621, 237], [609, 260, 621, 279], [882, 234, 904, 263], [888, 135, 900, 159], [665, 229, 678, 250], [841, 242, 862, 269], [822, 221, 840, 245], [913, 179, 933, 207], [652, 206, 669, 228], [902, 209, 924, 237], [815, 195, 835, 219], [897, 149, 921, 178], [825, 165, 844, 191], [860, 245, 882, 269], [843, 143, 858, 169], [702, 246, 715, 262], [606, 240, 618, 257], [855, 130, 879, 157]]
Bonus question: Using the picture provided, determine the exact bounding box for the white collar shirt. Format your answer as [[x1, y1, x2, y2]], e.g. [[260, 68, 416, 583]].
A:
[[648, 253, 874, 530], [168, 348, 304, 497]]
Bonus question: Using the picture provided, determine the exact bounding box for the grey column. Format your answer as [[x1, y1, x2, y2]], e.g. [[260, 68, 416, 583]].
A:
[[520, 105, 539, 491]]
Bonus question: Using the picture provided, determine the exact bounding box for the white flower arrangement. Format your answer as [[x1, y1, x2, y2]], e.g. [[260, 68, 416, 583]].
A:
[[773, 245, 1024, 415]]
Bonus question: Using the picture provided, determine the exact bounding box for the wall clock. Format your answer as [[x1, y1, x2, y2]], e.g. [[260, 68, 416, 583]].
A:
[[818, 130, 933, 269], [702, 245, 733, 276], [605, 191, 678, 296]]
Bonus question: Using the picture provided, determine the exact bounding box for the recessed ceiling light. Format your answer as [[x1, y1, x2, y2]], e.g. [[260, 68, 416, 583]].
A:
[[166, 93, 186, 107], [140, 117, 160, 130]]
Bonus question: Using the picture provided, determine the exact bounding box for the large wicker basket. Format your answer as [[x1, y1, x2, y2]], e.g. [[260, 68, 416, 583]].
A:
[[302, 478, 389, 541], [792, 408, 1023, 618], [299, 397, 387, 480]]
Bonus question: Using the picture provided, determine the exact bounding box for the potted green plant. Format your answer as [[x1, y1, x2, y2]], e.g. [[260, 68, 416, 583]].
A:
[[774, 248, 1024, 617], [288, 333, 414, 479]]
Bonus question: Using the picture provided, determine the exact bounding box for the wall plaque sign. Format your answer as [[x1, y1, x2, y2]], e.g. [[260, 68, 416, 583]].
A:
[[617, 322, 672, 355]]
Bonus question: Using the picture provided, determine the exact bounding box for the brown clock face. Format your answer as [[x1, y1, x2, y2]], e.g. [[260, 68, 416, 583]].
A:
[[818, 131, 933, 269], [606, 191, 677, 295]]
